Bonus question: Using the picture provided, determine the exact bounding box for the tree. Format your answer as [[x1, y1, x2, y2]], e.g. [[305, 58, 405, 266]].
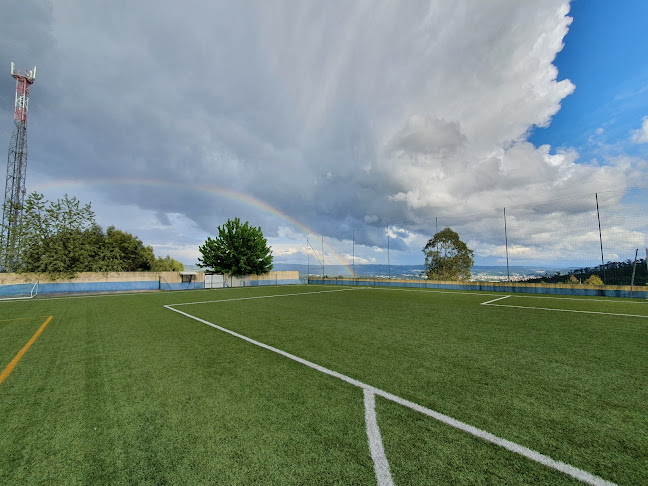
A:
[[423, 227, 474, 281], [17, 193, 99, 276], [198, 217, 273, 275], [105, 226, 155, 271], [152, 255, 184, 271], [5, 191, 178, 276]]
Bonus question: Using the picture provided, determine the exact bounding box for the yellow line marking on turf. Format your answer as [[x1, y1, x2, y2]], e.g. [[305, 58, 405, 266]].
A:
[[0, 316, 53, 386]]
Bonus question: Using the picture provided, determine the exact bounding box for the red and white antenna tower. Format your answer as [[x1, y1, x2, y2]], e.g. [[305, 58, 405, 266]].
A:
[[1, 62, 36, 271]]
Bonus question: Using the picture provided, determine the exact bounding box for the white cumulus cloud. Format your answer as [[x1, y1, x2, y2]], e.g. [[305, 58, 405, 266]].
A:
[[632, 117, 648, 143], [3, 0, 643, 266]]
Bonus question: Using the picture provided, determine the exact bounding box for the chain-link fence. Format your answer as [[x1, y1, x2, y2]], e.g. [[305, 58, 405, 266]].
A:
[[297, 187, 648, 286]]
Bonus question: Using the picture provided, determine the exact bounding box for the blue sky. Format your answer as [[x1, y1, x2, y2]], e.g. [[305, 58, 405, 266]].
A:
[[530, 0, 648, 162], [1, 1, 647, 270]]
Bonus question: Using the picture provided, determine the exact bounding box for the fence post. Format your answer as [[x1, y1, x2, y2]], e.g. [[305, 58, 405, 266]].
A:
[[595, 193, 606, 283], [387, 225, 391, 279], [352, 230, 355, 284], [630, 248, 638, 297], [321, 235, 324, 279], [504, 207, 510, 282]]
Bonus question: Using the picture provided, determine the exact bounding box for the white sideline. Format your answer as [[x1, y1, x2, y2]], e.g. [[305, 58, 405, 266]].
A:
[[164, 291, 617, 486], [364, 389, 394, 486], [0, 284, 342, 303], [366, 286, 647, 304], [481, 302, 648, 319], [480, 295, 512, 305], [169, 287, 364, 307]]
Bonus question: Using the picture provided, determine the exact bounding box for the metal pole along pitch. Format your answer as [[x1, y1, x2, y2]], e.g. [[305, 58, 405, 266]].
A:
[[387, 225, 391, 279], [504, 207, 510, 282], [595, 193, 606, 284], [630, 248, 638, 298]]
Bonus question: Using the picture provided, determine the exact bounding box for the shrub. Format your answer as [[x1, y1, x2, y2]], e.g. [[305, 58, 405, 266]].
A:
[[567, 274, 579, 284], [584, 275, 604, 286]]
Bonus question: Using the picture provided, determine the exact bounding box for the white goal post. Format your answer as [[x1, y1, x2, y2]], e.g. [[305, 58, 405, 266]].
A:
[[0, 281, 39, 301]]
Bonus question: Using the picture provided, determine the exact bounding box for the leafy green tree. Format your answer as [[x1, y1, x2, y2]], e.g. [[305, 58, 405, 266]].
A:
[[105, 226, 154, 272], [423, 227, 474, 281], [152, 255, 185, 271], [198, 217, 273, 275], [6, 192, 174, 276], [18, 193, 99, 276]]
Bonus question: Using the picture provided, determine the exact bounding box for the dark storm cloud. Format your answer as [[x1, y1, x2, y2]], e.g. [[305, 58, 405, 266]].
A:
[[1, 1, 642, 264]]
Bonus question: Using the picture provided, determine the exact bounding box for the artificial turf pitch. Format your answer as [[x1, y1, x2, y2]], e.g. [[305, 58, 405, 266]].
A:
[[0, 285, 646, 484]]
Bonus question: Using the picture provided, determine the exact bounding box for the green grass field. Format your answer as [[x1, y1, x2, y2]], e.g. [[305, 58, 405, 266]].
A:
[[1, 285, 646, 485]]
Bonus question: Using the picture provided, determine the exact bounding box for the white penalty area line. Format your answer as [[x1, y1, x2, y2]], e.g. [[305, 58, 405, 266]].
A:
[[364, 389, 394, 486], [164, 292, 615, 486], [481, 295, 648, 319], [481, 295, 512, 305], [363, 285, 648, 305], [0, 296, 35, 302], [168, 287, 365, 307], [0, 284, 329, 304]]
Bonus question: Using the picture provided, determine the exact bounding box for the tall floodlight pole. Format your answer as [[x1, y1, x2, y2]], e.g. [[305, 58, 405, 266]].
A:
[[1, 62, 36, 271]]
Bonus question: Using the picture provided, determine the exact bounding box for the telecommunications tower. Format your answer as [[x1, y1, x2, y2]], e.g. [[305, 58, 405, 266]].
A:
[[1, 62, 36, 271]]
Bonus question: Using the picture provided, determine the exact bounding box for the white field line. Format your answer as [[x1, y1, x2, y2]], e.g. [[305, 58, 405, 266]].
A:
[[364, 389, 394, 486], [494, 294, 648, 304], [364, 286, 647, 304], [0, 295, 35, 302], [481, 302, 648, 319], [0, 290, 168, 302], [364, 287, 503, 298], [0, 284, 338, 303], [480, 295, 512, 305], [164, 295, 616, 486], [168, 287, 364, 307]]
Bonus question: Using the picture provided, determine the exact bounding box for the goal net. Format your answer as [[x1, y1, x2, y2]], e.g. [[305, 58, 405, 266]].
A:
[[0, 281, 39, 301]]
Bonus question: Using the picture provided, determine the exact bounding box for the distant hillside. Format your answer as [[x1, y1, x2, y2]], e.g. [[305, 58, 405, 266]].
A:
[[184, 261, 646, 285], [272, 263, 567, 281], [522, 259, 647, 286]]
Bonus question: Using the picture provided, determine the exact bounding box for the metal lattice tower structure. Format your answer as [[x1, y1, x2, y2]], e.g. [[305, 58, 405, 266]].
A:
[[1, 62, 36, 271]]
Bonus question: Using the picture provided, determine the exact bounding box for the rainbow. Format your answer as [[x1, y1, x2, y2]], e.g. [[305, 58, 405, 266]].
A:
[[29, 178, 354, 275]]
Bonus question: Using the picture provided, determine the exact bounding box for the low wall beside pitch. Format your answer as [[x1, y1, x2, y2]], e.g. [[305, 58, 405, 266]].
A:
[[0, 270, 302, 296], [0, 272, 204, 296]]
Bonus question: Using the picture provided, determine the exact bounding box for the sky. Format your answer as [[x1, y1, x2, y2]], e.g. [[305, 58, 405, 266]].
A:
[[1, 0, 647, 272]]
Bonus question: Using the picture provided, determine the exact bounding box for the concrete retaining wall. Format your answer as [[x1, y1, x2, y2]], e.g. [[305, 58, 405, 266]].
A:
[[310, 277, 648, 299], [223, 271, 301, 287], [0, 270, 301, 296], [0, 272, 204, 296]]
